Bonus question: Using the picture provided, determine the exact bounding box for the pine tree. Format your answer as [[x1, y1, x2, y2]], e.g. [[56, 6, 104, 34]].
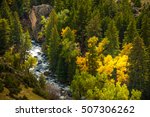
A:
[[128, 36, 148, 94], [115, 0, 133, 47], [20, 31, 32, 63], [69, 0, 93, 53], [0, 19, 10, 55], [124, 19, 138, 44], [105, 20, 120, 56], [39, 74, 46, 89], [140, 14, 150, 47], [11, 12, 23, 51], [54, 0, 65, 12], [56, 56, 68, 82], [101, 16, 111, 38], [132, 0, 141, 7], [86, 11, 102, 38], [0, 0, 13, 23], [22, 0, 31, 18], [115, 12, 124, 45], [142, 45, 150, 99], [98, 0, 117, 18], [45, 9, 58, 46], [57, 27, 80, 81], [48, 25, 60, 73]]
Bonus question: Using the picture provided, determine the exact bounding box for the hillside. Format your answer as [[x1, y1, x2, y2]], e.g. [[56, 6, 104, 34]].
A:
[[0, 0, 150, 100]]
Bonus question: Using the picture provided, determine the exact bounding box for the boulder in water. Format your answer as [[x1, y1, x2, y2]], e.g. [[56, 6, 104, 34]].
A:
[[37, 52, 42, 55], [44, 71, 51, 76], [38, 60, 42, 64]]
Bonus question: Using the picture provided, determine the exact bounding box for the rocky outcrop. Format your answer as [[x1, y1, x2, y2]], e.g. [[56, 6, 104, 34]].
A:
[[29, 4, 52, 41]]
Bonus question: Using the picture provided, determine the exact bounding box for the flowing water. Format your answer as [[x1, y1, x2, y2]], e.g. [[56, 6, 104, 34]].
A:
[[29, 40, 72, 100]]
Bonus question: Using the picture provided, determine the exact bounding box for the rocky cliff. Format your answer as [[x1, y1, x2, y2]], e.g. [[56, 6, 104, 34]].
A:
[[29, 4, 52, 41]]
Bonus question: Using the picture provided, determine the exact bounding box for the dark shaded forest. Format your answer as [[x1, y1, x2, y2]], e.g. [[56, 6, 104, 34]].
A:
[[0, 0, 150, 100]]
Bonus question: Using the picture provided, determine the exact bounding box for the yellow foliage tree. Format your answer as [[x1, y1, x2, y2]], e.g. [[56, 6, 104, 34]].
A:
[[76, 36, 133, 83]]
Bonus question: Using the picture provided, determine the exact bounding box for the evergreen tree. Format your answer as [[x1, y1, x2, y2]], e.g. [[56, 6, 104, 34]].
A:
[[0, 19, 10, 55], [115, 12, 126, 46], [54, 0, 65, 12], [140, 14, 150, 47], [132, 0, 141, 7], [45, 9, 58, 45], [39, 74, 46, 89], [86, 11, 102, 38], [128, 36, 149, 95], [57, 27, 80, 82], [68, 0, 93, 53], [20, 31, 32, 63], [98, 0, 117, 18], [101, 16, 111, 38], [48, 25, 60, 73], [11, 12, 23, 51], [105, 20, 120, 56], [142, 46, 150, 99], [56, 56, 68, 82], [124, 19, 138, 44], [115, 0, 133, 47], [0, 0, 13, 23], [22, 0, 31, 18]]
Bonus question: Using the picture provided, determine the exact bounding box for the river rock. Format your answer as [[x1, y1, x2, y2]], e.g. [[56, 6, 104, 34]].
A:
[[37, 52, 42, 55], [38, 60, 42, 64], [29, 4, 52, 41], [59, 96, 65, 100], [44, 71, 51, 76]]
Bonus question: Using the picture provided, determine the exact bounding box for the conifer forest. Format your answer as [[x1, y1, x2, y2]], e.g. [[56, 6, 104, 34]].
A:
[[0, 0, 150, 100]]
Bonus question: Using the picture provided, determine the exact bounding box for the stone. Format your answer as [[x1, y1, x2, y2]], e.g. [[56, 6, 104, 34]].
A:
[[59, 96, 65, 100], [38, 60, 42, 64], [44, 71, 50, 76], [29, 4, 52, 41], [37, 52, 41, 55]]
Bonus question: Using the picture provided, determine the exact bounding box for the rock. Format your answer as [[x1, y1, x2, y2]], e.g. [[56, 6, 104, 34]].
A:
[[34, 56, 38, 58], [44, 71, 51, 76], [38, 60, 42, 64], [37, 52, 41, 55], [59, 96, 65, 100], [29, 4, 52, 41], [67, 91, 72, 97], [45, 77, 49, 80], [61, 90, 65, 95]]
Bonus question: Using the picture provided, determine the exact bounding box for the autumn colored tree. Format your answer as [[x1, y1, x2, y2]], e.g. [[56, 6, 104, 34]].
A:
[[57, 27, 80, 82], [86, 36, 99, 75]]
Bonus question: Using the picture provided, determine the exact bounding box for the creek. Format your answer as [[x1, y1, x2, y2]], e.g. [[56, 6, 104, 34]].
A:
[[29, 40, 72, 100]]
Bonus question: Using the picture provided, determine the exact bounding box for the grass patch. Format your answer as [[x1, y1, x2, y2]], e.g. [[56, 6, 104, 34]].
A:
[[18, 85, 45, 100], [0, 85, 45, 100], [0, 88, 13, 100]]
